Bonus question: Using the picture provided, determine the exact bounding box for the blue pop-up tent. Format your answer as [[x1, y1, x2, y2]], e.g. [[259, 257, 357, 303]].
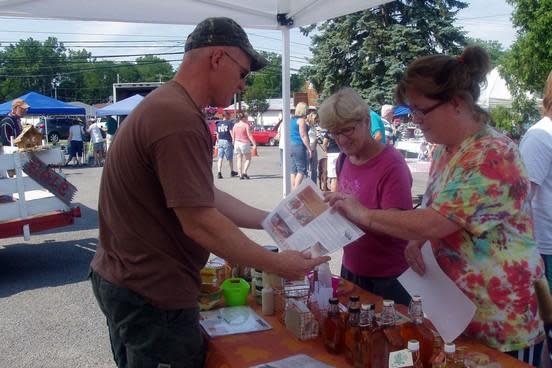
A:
[[96, 94, 144, 116], [0, 92, 85, 115]]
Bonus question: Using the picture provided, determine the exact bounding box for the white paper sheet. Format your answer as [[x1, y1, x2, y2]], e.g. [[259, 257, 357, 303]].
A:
[[398, 242, 476, 343]]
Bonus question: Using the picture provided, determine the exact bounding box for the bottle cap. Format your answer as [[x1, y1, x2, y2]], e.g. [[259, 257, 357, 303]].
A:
[[408, 340, 420, 351], [412, 295, 422, 302], [349, 295, 360, 302], [444, 343, 456, 353], [383, 300, 394, 307], [361, 303, 374, 311], [329, 297, 339, 304]]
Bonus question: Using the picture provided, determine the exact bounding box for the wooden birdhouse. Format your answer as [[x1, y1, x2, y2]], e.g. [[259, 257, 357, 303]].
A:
[[14, 125, 44, 150]]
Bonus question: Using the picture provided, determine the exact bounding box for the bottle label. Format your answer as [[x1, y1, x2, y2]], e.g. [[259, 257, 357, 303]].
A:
[[389, 350, 413, 368]]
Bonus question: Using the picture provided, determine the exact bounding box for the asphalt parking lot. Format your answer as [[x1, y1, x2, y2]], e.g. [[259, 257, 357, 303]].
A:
[[0, 146, 428, 367]]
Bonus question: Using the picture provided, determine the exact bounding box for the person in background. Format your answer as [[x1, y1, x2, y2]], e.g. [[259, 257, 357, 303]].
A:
[[87, 119, 106, 167], [520, 69, 552, 368], [318, 87, 413, 305], [215, 110, 238, 179], [520, 70, 552, 290], [232, 111, 256, 180], [370, 109, 386, 144], [275, 117, 284, 167], [104, 116, 117, 151], [325, 46, 544, 365], [90, 17, 329, 368], [306, 112, 319, 184], [65, 120, 85, 167], [381, 104, 395, 145], [1, 98, 29, 146], [289, 102, 311, 190], [322, 130, 340, 192]]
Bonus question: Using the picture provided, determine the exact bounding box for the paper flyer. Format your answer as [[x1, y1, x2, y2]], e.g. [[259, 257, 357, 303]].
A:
[[262, 179, 364, 256]]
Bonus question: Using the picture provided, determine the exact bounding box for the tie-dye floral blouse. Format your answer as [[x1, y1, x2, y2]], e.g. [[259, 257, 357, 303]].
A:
[[424, 125, 544, 352]]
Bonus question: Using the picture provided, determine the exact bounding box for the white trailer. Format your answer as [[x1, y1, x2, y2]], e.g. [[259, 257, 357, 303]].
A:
[[0, 146, 80, 240]]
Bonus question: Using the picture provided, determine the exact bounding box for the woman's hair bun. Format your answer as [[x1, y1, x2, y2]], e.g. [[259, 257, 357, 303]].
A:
[[460, 45, 491, 85]]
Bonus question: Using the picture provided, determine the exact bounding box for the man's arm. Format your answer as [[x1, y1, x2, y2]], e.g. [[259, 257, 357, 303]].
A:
[[174, 206, 329, 280], [214, 188, 267, 229]]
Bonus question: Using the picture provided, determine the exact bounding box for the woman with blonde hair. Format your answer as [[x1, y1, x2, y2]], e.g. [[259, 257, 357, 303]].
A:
[[318, 87, 413, 305], [289, 102, 311, 189], [232, 111, 256, 180], [325, 46, 544, 365]]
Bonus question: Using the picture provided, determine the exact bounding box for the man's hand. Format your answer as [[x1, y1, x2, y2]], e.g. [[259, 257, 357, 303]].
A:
[[324, 192, 367, 226], [273, 250, 330, 280], [404, 240, 426, 275]]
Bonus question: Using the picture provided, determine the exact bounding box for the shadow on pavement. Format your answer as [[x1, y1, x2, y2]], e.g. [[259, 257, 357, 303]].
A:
[[0, 238, 97, 297]]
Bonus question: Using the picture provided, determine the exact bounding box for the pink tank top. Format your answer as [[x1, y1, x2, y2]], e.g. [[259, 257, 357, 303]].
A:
[[233, 122, 250, 143]]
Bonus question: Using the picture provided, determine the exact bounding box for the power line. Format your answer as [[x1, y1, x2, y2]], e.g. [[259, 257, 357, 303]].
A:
[[0, 58, 183, 78], [3, 50, 184, 61], [456, 13, 511, 20]]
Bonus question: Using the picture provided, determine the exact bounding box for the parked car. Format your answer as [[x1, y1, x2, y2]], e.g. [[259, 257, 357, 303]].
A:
[[207, 120, 218, 143], [251, 126, 278, 146], [34, 116, 86, 143]]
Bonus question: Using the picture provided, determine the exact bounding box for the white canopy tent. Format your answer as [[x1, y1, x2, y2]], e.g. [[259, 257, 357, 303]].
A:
[[477, 67, 541, 112], [478, 67, 514, 110], [0, 0, 390, 195]]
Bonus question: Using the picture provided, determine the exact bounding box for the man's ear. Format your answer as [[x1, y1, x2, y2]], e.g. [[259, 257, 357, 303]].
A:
[[210, 48, 225, 72]]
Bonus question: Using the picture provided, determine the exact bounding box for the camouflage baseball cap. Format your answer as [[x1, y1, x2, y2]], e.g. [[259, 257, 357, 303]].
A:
[[185, 17, 268, 72]]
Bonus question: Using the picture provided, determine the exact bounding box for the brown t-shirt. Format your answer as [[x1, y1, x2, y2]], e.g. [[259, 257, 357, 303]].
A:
[[91, 80, 213, 309]]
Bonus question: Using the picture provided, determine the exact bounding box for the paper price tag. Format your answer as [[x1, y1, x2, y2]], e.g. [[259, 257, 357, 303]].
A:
[[389, 349, 413, 368]]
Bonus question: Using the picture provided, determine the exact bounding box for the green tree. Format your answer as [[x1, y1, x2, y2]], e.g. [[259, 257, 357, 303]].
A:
[[291, 73, 306, 93], [247, 51, 282, 98], [243, 82, 270, 125], [489, 106, 515, 133], [0, 37, 67, 100], [301, 1, 467, 109], [135, 55, 174, 82], [503, 0, 552, 94]]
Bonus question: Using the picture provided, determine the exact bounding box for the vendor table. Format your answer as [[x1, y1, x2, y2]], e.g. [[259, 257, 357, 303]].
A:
[[204, 280, 531, 368]]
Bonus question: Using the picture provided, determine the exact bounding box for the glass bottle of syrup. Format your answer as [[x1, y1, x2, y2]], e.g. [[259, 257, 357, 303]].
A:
[[323, 297, 345, 354], [400, 295, 434, 367]]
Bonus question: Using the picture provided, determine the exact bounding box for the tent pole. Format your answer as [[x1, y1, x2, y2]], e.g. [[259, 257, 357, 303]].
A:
[[281, 26, 291, 197]]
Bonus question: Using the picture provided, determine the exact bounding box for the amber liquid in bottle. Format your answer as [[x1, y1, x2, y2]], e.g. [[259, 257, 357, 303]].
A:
[[323, 297, 345, 354], [354, 303, 375, 368], [370, 300, 404, 368], [401, 295, 434, 368], [344, 306, 361, 364], [408, 340, 425, 368]]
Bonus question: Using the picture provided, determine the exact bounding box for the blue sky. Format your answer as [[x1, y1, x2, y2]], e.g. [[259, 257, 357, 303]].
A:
[[0, 0, 516, 72]]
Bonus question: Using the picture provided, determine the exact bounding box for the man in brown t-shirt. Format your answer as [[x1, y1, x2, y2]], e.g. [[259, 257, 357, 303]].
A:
[[90, 17, 330, 368]]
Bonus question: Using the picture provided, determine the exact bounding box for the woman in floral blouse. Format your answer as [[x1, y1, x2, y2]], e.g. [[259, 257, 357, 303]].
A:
[[325, 46, 544, 366]]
